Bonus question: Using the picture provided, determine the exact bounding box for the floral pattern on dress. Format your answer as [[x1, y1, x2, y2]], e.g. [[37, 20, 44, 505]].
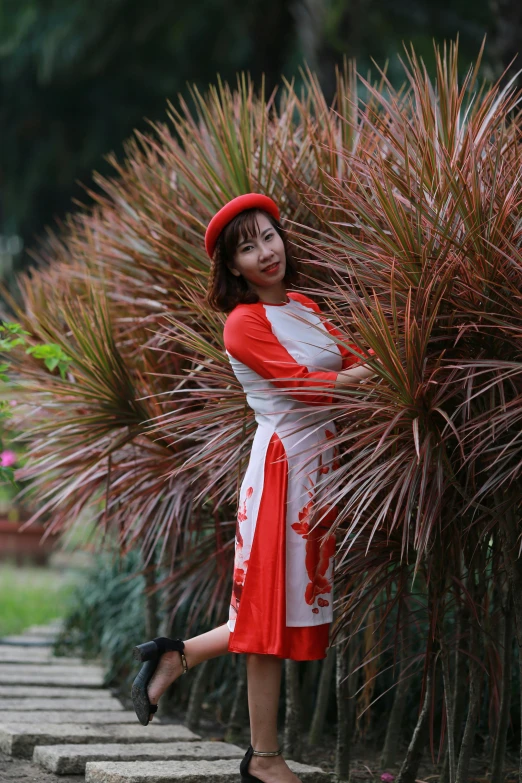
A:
[[291, 475, 336, 612], [230, 486, 253, 618]]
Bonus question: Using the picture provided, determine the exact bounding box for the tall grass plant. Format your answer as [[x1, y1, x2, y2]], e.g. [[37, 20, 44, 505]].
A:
[[2, 40, 522, 780]]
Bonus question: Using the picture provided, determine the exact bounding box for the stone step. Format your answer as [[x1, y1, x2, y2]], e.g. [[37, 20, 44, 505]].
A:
[[0, 634, 57, 645], [0, 671, 103, 687], [5, 711, 141, 724], [0, 697, 123, 711], [85, 759, 332, 782], [16, 631, 58, 641], [0, 721, 200, 758], [0, 663, 104, 676], [34, 740, 244, 775], [0, 648, 86, 665], [0, 685, 115, 698], [24, 622, 64, 635]]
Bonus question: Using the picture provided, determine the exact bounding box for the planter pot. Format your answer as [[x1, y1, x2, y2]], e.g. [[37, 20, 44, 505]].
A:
[[0, 519, 57, 566]]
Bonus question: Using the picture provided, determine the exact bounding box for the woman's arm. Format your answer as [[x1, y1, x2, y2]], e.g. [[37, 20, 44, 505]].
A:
[[335, 363, 377, 388], [224, 303, 377, 405], [224, 307, 340, 406]]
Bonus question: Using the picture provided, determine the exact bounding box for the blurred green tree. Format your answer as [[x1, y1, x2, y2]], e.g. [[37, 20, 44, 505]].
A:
[[0, 0, 296, 264]]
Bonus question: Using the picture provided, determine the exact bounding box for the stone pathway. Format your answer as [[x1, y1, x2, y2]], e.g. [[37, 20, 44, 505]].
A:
[[0, 621, 332, 781]]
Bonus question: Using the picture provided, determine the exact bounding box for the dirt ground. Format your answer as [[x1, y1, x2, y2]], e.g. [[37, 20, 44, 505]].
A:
[[0, 751, 80, 782]]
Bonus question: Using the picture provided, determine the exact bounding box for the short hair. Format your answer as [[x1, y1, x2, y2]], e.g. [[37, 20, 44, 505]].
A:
[[204, 208, 300, 313]]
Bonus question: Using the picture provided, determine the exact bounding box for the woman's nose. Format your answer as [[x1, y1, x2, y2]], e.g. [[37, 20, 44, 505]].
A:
[[258, 243, 274, 260]]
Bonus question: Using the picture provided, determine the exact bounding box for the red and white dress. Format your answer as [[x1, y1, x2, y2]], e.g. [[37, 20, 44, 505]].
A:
[[224, 290, 372, 660]]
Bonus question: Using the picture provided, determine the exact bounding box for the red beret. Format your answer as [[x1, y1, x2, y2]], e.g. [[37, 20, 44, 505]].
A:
[[205, 193, 280, 258]]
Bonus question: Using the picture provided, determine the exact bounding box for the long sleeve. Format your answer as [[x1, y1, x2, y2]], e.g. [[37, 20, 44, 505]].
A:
[[224, 306, 339, 406], [289, 292, 376, 370]]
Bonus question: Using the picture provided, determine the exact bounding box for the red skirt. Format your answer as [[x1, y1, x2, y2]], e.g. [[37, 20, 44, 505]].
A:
[[228, 622, 330, 660]]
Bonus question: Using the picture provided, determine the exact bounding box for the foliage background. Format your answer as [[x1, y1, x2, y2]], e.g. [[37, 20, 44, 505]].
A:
[[0, 0, 518, 285]]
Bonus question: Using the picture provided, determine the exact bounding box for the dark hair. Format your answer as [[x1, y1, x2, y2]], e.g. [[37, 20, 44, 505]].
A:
[[205, 208, 300, 313]]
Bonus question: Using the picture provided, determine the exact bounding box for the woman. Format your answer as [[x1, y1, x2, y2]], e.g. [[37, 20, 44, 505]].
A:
[[131, 193, 377, 783]]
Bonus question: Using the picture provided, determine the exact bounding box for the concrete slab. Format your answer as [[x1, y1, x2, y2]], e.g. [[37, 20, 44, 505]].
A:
[[18, 661, 96, 670], [0, 722, 200, 758], [0, 635, 56, 645], [0, 648, 85, 665], [85, 759, 333, 782], [5, 711, 142, 724], [0, 663, 104, 677], [0, 697, 123, 711], [16, 631, 58, 641], [0, 672, 103, 687], [24, 623, 64, 635], [0, 686, 114, 698], [34, 740, 244, 775]]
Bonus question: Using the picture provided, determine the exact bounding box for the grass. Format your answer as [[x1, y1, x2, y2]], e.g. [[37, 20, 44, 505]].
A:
[[0, 563, 80, 636]]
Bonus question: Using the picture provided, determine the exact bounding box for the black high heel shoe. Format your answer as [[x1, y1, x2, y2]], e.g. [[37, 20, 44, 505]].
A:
[[131, 636, 188, 726], [240, 744, 283, 782]]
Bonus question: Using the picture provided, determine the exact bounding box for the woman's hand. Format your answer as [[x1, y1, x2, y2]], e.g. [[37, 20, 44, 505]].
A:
[[335, 362, 378, 389]]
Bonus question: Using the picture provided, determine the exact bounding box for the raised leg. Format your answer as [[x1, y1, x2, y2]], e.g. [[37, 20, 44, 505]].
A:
[[147, 622, 230, 720], [245, 653, 303, 783]]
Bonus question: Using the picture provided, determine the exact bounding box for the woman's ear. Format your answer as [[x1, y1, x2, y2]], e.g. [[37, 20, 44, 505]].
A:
[[227, 264, 241, 277]]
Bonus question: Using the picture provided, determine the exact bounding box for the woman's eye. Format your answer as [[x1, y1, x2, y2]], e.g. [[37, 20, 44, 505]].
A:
[[240, 234, 272, 251]]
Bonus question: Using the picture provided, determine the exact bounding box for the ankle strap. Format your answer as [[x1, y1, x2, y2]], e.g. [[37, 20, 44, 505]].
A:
[[152, 637, 188, 674], [252, 747, 282, 756]]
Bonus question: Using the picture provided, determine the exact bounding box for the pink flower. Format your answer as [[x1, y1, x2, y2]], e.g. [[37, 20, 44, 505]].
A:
[[9, 400, 17, 407], [1, 450, 16, 468], [381, 774, 395, 782]]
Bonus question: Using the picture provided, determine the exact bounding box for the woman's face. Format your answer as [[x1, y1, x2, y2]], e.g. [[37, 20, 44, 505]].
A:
[[227, 212, 286, 292]]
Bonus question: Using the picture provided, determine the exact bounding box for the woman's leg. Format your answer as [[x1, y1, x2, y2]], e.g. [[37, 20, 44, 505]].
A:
[[147, 622, 230, 720], [246, 653, 303, 783], [246, 653, 282, 751]]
